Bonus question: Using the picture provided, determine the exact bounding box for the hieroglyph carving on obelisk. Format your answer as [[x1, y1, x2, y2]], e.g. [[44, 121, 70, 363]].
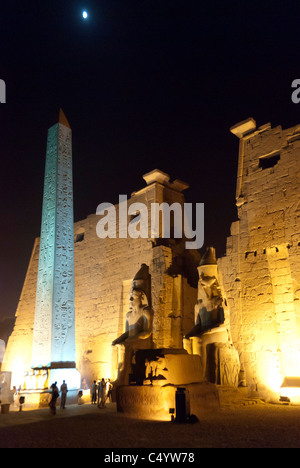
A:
[[31, 110, 76, 368]]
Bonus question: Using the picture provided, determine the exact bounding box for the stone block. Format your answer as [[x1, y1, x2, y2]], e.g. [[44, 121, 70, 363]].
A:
[[116, 382, 220, 421]]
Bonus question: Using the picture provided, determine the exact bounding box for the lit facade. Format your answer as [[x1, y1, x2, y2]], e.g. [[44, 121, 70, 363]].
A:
[[4, 117, 300, 403], [219, 118, 300, 399], [3, 168, 199, 388]]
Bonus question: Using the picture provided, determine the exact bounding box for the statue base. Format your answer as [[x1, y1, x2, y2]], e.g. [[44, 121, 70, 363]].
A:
[[15, 387, 85, 410], [48, 367, 81, 390], [141, 348, 204, 386], [116, 382, 220, 421], [113, 347, 204, 390], [17, 364, 81, 410], [24, 363, 81, 392]]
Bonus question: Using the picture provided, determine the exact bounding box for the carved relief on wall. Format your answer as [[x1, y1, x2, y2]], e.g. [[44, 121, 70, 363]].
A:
[[32, 120, 75, 368]]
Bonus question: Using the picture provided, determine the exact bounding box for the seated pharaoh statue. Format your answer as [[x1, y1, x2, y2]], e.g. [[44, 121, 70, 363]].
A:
[[112, 263, 154, 348], [184, 247, 240, 387], [112, 264, 154, 386], [185, 247, 225, 340]]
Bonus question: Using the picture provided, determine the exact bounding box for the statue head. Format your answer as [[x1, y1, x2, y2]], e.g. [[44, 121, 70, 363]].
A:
[[130, 263, 152, 309], [198, 247, 219, 285], [129, 288, 148, 311], [196, 247, 222, 309]]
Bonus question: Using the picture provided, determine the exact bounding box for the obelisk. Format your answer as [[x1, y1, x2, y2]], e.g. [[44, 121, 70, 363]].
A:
[[31, 110, 80, 388]]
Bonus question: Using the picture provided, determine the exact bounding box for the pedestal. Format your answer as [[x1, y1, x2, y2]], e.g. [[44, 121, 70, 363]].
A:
[[49, 368, 81, 390]]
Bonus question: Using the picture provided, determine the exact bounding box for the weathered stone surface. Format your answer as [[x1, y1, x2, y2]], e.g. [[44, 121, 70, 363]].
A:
[[220, 119, 300, 399], [3, 170, 199, 388], [145, 352, 204, 386], [116, 382, 219, 420], [31, 110, 76, 368]]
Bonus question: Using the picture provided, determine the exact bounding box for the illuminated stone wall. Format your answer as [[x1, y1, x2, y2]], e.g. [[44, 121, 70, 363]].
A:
[[0, 340, 5, 368], [73, 173, 198, 383], [219, 119, 300, 398], [4, 170, 198, 387], [2, 240, 39, 385]]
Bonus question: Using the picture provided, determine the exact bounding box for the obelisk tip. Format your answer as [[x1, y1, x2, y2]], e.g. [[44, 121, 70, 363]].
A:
[[58, 108, 71, 129]]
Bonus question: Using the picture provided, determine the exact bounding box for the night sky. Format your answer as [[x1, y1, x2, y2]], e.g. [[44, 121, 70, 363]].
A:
[[1, 0, 300, 322]]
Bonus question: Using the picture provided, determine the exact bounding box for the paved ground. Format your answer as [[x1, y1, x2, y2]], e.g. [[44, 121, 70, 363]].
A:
[[1, 401, 300, 448]]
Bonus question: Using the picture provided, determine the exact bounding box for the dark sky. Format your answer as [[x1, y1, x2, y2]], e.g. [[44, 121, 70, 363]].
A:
[[1, 0, 300, 320]]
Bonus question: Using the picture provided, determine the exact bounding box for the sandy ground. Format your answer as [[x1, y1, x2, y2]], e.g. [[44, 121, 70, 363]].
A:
[[0, 401, 300, 448]]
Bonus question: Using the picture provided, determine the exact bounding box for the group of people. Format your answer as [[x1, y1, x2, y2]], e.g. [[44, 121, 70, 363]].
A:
[[48, 377, 113, 414], [49, 380, 68, 415], [91, 378, 112, 408]]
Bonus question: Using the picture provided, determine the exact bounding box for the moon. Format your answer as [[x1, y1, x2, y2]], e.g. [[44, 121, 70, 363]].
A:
[[82, 10, 88, 19]]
